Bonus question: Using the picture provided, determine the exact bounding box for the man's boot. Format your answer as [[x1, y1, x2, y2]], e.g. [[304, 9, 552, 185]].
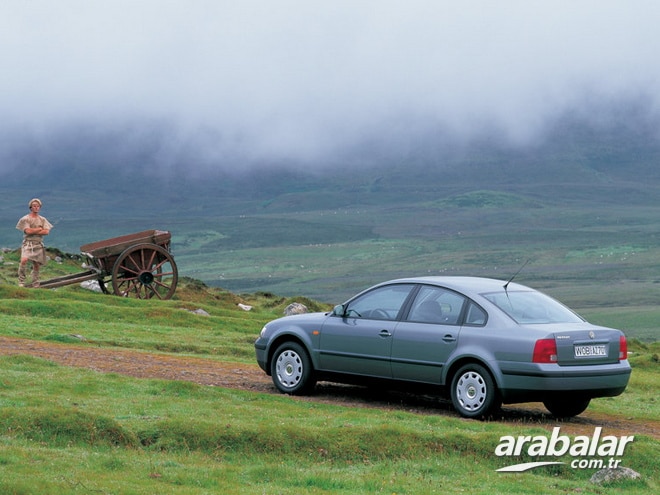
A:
[[18, 264, 27, 287]]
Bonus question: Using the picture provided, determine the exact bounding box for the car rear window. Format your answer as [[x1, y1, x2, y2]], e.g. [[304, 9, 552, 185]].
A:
[[482, 290, 584, 324]]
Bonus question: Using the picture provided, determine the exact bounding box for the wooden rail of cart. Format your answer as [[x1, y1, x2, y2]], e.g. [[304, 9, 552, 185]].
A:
[[37, 230, 178, 300]]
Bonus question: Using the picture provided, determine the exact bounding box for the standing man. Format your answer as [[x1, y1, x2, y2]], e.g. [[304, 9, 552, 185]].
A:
[[16, 198, 53, 287]]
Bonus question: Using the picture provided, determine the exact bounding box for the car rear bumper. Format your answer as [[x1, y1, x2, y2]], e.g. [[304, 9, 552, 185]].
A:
[[497, 361, 632, 402]]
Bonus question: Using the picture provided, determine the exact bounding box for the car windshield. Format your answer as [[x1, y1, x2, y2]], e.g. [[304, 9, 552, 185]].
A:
[[482, 290, 584, 324]]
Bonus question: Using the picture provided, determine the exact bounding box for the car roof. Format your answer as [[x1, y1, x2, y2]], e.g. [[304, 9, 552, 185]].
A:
[[378, 276, 530, 299]]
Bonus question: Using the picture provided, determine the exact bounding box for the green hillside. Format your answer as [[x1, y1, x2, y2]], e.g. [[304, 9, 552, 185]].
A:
[[2, 112, 660, 301]]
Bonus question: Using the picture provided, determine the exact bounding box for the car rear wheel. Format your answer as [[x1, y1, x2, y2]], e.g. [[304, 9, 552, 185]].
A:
[[450, 363, 500, 419], [271, 342, 316, 395], [543, 397, 591, 418]]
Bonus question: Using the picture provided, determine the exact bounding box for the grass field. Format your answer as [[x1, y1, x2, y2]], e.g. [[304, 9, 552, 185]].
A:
[[2, 94, 660, 493], [167, 198, 660, 308], [0, 355, 655, 495], [5, 195, 655, 304], [0, 276, 657, 494], [1, 160, 659, 492], [3, 160, 660, 303]]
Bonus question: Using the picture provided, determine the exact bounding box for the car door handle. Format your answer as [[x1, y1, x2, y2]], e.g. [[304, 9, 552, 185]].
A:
[[379, 329, 392, 337], [442, 334, 456, 342]]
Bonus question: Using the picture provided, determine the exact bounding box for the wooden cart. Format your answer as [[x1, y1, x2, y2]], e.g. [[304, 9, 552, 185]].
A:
[[37, 230, 178, 300]]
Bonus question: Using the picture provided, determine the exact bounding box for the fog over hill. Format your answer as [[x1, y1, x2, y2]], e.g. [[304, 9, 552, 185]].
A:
[[3, 3, 660, 299], [3, 2, 660, 204], [2, 99, 659, 299], [2, 98, 659, 218]]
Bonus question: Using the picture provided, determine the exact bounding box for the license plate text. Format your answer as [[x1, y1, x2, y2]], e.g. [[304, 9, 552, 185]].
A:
[[574, 344, 607, 357]]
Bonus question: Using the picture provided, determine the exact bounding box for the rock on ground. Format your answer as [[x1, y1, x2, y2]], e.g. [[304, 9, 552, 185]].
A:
[[590, 466, 641, 485], [284, 302, 308, 315]]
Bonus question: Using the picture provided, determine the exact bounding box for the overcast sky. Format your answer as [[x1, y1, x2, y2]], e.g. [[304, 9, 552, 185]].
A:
[[1, 0, 659, 172]]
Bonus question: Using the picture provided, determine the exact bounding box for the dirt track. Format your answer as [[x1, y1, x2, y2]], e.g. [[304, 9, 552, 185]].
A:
[[1, 336, 657, 440]]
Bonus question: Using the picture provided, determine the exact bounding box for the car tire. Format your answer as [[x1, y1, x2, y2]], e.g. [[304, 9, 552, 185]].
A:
[[450, 363, 500, 419], [270, 342, 316, 395], [543, 397, 591, 418]]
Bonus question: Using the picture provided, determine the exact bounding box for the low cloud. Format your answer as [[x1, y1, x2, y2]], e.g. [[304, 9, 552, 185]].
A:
[[2, 1, 659, 174]]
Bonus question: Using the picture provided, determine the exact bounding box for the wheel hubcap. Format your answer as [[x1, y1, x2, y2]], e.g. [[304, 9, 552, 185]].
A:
[[456, 371, 486, 412], [276, 350, 302, 388]]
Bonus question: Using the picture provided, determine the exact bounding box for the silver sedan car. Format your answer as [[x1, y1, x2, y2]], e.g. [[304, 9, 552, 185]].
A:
[[255, 277, 631, 418]]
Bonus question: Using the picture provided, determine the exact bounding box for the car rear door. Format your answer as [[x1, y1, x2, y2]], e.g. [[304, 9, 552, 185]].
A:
[[318, 284, 415, 378], [391, 285, 467, 384]]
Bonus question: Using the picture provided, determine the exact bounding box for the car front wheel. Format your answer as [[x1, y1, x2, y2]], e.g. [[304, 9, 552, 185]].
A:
[[270, 342, 316, 395], [450, 363, 500, 419]]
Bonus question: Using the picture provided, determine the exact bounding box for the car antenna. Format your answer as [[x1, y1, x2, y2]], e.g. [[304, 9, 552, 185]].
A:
[[504, 259, 530, 292]]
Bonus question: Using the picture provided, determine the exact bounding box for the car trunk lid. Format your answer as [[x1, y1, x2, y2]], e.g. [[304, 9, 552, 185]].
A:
[[552, 326, 623, 366]]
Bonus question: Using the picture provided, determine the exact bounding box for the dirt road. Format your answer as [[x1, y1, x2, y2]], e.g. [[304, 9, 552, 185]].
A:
[[1, 336, 657, 439]]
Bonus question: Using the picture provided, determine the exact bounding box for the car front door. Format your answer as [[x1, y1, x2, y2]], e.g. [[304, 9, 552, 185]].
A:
[[391, 285, 467, 384], [319, 283, 415, 378]]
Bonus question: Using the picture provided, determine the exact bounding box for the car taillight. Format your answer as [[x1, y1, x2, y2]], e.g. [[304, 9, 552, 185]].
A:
[[619, 335, 628, 360], [533, 338, 558, 363]]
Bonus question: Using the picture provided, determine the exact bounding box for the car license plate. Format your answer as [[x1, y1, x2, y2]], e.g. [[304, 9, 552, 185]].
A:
[[574, 344, 607, 357]]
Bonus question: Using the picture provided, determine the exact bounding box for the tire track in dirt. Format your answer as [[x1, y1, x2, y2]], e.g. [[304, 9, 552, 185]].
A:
[[0, 336, 272, 392], [1, 336, 657, 440]]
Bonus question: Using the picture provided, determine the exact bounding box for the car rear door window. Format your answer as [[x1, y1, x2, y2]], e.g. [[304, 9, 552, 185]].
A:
[[407, 285, 466, 325]]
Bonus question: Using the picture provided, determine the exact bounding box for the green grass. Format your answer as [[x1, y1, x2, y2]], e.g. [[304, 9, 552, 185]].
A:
[[593, 361, 658, 419], [164, 201, 660, 301], [0, 282, 272, 361], [0, 353, 657, 495], [0, 277, 657, 494], [581, 306, 660, 342], [4, 181, 660, 303], [1, 191, 659, 494]]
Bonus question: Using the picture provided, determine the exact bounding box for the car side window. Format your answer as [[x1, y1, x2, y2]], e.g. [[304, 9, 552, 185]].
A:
[[345, 284, 415, 321], [407, 285, 466, 325], [464, 302, 487, 326]]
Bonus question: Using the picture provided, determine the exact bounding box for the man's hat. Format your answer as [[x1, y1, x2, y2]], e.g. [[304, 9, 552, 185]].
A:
[[29, 198, 42, 208]]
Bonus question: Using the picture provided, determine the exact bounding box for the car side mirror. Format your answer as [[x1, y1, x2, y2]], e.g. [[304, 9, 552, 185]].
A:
[[332, 304, 346, 317]]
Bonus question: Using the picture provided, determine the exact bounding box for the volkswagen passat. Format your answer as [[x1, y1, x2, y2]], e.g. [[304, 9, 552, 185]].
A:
[[255, 277, 631, 418]]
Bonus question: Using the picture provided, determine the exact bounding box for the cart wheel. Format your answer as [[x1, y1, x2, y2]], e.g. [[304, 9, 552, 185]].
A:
[[111, 243, 178, 300]]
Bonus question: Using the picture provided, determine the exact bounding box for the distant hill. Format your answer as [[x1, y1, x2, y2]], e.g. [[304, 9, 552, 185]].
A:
[[2, 103, 659, 300], [2, 102, 659, 219]]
